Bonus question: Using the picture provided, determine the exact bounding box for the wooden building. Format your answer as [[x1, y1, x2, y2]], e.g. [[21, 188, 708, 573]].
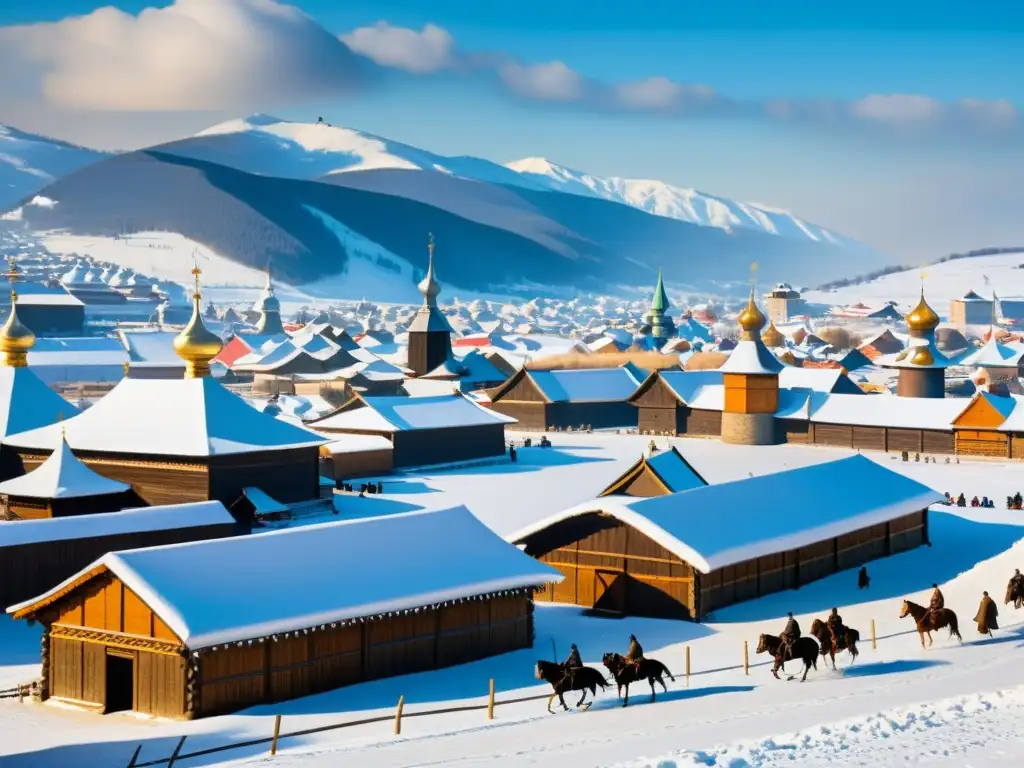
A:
[[488, 367, 642, 431], [0, 501, 238, 607], [3, 268, 327, 507], [630, 370, 725, 437], [406, 236, 455, 377], [0, 432, 137, 520], [319, 434, 395, 482], [308, 392, 514, 468], [598, 445, 707, 498], [511, 455, 938, 620], [9, 507, 558, 718], [950, 391, 1024, 458]]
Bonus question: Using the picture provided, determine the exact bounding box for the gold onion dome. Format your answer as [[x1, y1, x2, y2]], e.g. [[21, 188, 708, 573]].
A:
[[910, 345, 935, 366], [761, 321, 785, 347], [174, 265, 223, 378], [906, 291, 940, 333], [737, 289, 767, 336], [2, 258, 36, 367]]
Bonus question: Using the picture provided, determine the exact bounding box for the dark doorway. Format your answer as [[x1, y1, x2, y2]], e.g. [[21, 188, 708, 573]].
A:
[[105, 653, 134, 713]]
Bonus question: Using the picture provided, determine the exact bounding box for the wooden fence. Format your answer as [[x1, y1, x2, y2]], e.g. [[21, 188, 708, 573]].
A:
[[121, 616, 920, 767]]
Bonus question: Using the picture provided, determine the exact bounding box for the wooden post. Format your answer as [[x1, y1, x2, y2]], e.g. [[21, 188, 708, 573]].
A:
[[871, 619, 877, 650], [487, 678, 496, 720], [166, 736, 187, 768], [685, 645, 691, 686], [270, 714, 282, 756], [125, 745, 142, 768], [743, 640, 749, 675], [394, 694, 405, 735]]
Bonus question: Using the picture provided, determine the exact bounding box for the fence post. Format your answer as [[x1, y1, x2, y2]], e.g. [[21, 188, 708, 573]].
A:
[[743, 640, 749, 675], [871, 619, 877, 650], [685, 645, 691, 686], [125, 745, 142, 768], [166, 736, 187, 768], [270, 714, 282, 756], [487, 678, 496, 720], [394, 694, 405, 735]]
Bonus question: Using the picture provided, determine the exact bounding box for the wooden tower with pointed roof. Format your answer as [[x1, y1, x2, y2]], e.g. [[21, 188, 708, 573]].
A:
[[649, 268, 675, 341], [254, 267, 285, 336], [720, 273, 783, 445], [892, 282, 947, 399], [407, 234, 455, 377]]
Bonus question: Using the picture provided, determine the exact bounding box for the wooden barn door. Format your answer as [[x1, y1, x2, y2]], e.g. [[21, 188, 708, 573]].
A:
[[593, 571, 625, 614]]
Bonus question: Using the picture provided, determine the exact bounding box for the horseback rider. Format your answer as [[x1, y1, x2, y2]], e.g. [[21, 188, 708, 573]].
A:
[[1012, 569, 1024, 592], [625, 634, 644, 671], [561, 643, 583, 686], [926, 583, 944, 621], [780, 612, 800, 661], [827, 607, 844, 650]]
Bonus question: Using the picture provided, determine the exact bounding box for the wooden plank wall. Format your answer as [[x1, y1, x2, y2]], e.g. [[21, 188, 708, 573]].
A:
[[686, 409, 722, 437], [489, 401, 547, 430], [637, 406, 677, 435], [392, 424, 506, 467], [208, 447, 319, 505]]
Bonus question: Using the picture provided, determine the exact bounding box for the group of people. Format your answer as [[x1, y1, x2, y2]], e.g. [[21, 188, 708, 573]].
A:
[[1008, 493, 1024, 510], [560, 634, 643, 684], [942, 492, 997, 508]]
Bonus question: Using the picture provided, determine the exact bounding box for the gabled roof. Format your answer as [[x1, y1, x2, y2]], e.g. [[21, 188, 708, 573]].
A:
[[599, 445, 707, 497], [0, 366, 78, 438], [0, 436, 130, 499], [526, 367, 642, 403], [4, 377, 327, 457], [10, 506, 560, 649], [511, 455, 941, 573], [780, 391, 965, 429], [958, 336, 1024, 368], [309, 392, 517, 433]]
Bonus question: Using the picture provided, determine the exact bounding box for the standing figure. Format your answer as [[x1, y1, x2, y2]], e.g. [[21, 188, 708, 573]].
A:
[[858, 566, 870, 590], [974, 591, 999, 636]]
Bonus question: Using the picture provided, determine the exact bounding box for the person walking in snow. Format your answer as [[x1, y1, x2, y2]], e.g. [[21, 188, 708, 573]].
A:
[[974, 591, 998, 636], [858, 566, 870, 590]]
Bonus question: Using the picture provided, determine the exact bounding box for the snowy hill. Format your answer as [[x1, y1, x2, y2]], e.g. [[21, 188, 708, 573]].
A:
[[0, 124, 108, 210], [507, 156, 850, 244]]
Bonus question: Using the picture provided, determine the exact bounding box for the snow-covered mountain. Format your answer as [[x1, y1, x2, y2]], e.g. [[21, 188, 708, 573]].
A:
[[506, 157, 847, 244], [0, 124, 109, 210], [172, 115, 849, 246]]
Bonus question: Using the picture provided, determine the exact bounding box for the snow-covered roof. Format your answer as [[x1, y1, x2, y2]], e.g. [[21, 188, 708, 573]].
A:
[[0, 437, 130, 499], [0, 501, 233, 550], [4, 377, 327, 457], [511, 455, 941, 573], [957, 337, 1024, 368], [119, 330, 189, 365], [527, 367, 642, 403], [320, 434, 395, 454], [0, 366, 79, 438], [645, 448, 707, 492], [240, 487, 288, 515], [780, 391, 965, 429], [311, 393, 517, 433], [27, 337, 129, 367], [10, 506, 561, 648], [720, 339, 784, 375]]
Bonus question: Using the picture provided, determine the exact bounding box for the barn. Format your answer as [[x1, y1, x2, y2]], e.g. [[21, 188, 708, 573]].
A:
[[488, 367, 642, 431], [0, 501, 239, 607], [598, 445, 707, 498], [511, 455, 939, 620], [9, 506, 558, 718], [951, 391, 1024, 459], [308, 392, 515, 467]]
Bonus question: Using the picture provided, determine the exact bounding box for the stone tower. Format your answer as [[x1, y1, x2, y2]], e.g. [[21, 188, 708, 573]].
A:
[[720, 288, 783, 445], [406, 234, 455, 377]]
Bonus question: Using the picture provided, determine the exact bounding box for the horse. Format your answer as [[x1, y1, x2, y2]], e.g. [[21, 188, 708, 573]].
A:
[[535, 660, 608, 712], [601, 653, 674, 707], [808, 619, 860, 670], [1006, 579, 1024, 610], [755, 633, 818, 682], [899, 600, 962, 648]]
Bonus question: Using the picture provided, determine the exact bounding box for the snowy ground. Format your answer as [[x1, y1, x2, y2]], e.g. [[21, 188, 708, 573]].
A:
[[803, 251, 1024, 317], [2, 435, 1024, 768]]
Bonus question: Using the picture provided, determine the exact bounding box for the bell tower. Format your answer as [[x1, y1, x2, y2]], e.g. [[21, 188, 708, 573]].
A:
[[406, 233, 455, 377]]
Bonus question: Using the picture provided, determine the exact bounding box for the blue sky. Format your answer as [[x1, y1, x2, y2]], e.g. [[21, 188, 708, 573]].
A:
[[0, 0, 1022, 260]]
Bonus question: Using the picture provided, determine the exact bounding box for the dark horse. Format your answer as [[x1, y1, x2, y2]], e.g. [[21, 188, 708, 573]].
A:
[[755, 633, 818, 681], [535, 660, 608, 712], [601, 653, 674, 707], [900, 600, 962, 648], [809, 619, 860, 670], [1006, 580, 1024, 610]]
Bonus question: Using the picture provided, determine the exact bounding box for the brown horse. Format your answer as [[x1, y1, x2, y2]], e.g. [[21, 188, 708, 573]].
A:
[[1006, 580, 1024, 610], [755, 633, 818, 682], [535, 660, 608, 712], [601, 653, 674, 707], [900, 600, 962, 648], [809, 619, 860, 670]]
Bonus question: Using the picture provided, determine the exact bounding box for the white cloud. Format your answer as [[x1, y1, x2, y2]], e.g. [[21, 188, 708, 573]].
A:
[[341, 22, 455, 74], [613, 77, 719, 112], [0, 0, 364, 112], [499, 61, 584, 102], [851, 94, 945, 124]]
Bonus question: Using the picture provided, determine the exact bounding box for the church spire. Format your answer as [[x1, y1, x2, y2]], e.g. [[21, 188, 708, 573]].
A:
[[1, 256, 36, 368], [255, 263, 284, 336], [418, 233, 441, 306], [173, 263, 224, 378]]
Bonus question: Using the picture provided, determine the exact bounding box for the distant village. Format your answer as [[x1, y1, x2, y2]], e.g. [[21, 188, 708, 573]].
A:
[[0, 231, 1021, 724]]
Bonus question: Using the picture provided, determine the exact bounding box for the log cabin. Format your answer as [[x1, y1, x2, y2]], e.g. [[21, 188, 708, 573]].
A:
[[0, 501, 239, 607], [9, 507, 558, 718], [308, 392, 515, 467], [511, 455, 938, 620], [488, 367, 642, 431]]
